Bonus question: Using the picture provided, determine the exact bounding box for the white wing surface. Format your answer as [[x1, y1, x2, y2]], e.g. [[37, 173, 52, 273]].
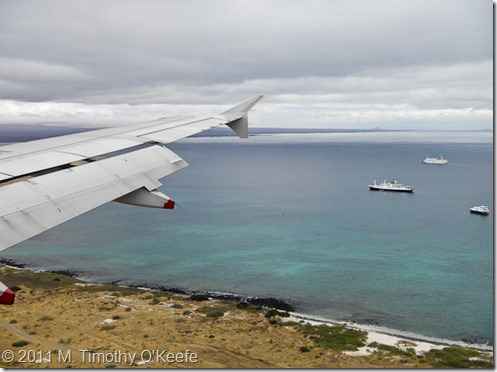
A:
[[0, 95, 263, 252]]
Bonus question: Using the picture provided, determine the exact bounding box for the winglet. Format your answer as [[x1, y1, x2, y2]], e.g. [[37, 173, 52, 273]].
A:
[[220, 95, 263, 138]]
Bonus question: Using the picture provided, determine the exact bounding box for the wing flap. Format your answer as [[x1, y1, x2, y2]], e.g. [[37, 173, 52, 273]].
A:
[[0, 137, 149, 181], [0, 151, 86, 178], [0, 145, 188, 251]]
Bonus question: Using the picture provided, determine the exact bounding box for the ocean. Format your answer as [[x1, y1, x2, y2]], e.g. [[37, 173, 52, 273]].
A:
[[0, 130, 493, 346]]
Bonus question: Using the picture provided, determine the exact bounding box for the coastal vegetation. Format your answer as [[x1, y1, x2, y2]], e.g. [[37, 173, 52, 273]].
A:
[[298, 323, 367, 352], [0, 265, 492, 368]]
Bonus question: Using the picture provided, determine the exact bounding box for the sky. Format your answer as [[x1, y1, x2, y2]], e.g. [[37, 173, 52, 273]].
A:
[[0, 0, 493, 130]]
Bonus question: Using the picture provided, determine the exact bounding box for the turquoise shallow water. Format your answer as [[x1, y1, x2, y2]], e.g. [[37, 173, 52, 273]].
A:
[[1, 132, 493, 345]]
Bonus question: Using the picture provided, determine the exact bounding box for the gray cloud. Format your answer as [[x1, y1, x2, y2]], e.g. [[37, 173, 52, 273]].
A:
[[0, 0, 492, 129]]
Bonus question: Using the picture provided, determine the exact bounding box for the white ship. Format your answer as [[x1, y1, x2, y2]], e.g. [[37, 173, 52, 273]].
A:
[[470, 205, 489, 215], [421, 155, 448, 165], [368, 180, 414, 193]]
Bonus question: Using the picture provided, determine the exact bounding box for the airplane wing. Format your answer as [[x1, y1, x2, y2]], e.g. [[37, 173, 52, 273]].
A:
[[0, 95, 263, 304]]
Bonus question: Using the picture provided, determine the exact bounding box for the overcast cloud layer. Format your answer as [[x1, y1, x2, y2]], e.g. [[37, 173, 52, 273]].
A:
[[0, 0, 492, 129]]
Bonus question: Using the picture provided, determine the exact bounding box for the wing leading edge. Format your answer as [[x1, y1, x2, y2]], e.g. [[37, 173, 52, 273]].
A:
[[0, 95, 263, 304]]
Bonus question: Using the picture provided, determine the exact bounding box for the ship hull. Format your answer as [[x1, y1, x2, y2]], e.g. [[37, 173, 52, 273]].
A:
[[421, 160, 448, 165], [369, 185, 414, 193], [470, 209, 489, 215]]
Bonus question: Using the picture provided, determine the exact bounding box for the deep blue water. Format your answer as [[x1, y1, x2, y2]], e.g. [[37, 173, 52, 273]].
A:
[[1, 132, 493, 345]]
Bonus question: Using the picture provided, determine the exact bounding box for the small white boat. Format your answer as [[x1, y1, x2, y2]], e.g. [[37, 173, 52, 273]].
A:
[[421, 155, 448, 165], [470, 205, 489, 215], [369, 180, 414, 193]]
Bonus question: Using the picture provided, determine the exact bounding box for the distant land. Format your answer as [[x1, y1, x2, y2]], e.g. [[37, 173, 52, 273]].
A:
[[0, 123, 491, 143], [0, 124, 99, 142]]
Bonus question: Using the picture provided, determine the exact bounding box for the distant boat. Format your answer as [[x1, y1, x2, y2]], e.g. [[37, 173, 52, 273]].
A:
[[470, 205, 489, 215], [421, 155, 448, 165], [369, 180, 414, 193]]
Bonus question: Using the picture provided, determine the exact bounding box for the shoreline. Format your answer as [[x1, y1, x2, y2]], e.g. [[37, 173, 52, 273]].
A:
[[0, 258, 297, 312], [0, 263, 493, 368], [286, 313, 493, 355], [0, 258, 492, 354]]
